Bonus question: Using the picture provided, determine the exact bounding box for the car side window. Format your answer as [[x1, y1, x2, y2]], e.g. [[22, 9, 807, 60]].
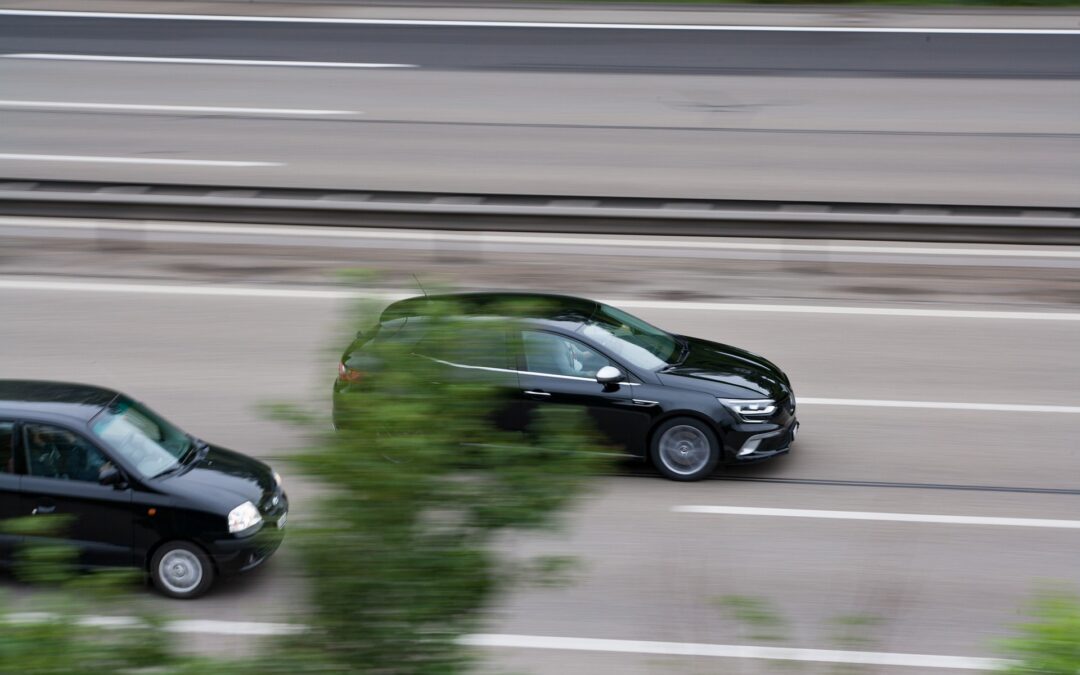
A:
[[521, 331, 612, 378], [22, 423, 112, 483], [418, 324, 510, 370], [0, 421, 14, 474]]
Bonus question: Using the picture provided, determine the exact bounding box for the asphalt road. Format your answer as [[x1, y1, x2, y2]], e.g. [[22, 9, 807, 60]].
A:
[[1, 222, 1079, 672], [3, 15, 1080, 77], [2, 13, 1079, 205]]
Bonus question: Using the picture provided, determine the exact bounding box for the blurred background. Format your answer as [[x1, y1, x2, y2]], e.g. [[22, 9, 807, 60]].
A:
[[1, 1, 1079, 673]]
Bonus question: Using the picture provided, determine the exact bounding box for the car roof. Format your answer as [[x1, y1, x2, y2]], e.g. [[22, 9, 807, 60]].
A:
[[0, 380, 120, 423], [380, 292, 601, 329]]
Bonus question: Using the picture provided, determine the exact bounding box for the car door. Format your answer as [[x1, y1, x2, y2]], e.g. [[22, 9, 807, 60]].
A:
[[515, 329, 648, 452], [18, 421, 136, 568], [417, 322, 525, 431], [0, 420, 21, 561]]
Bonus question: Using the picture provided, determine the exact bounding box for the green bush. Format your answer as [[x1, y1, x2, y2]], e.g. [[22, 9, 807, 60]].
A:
[[279, 297, 609, 673]]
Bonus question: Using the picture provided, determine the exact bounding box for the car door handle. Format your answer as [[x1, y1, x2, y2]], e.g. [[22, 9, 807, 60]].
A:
[[524, 390, 552, 398], [32, 505, 56, 515]]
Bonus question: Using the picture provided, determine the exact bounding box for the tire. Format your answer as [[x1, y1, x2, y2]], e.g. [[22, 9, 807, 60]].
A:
[[650, 417, 722, 482], [150, 541, 215, 600]]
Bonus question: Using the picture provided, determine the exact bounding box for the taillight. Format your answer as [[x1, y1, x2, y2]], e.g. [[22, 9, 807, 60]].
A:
[[338, 362, 364, 383]]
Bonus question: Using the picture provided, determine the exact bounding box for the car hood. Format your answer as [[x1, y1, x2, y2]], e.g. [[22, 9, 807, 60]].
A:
[[659, 336, 791, 399], [160, 445, 275, 511]]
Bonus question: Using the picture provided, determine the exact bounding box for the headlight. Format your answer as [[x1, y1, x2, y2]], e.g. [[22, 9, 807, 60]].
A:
[[228, 501, 263, 534], [719, 398, 776, 423], [273, 471, 283, 489]]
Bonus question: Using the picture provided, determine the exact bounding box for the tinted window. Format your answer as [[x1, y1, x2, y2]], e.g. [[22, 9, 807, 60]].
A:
[[418, 323, 510, 370], [23, 423, 111, 483], [522, 331, 612, 378], [581, 304, 680, 370], [91, 399, 190, 479], [0, 421, 14, 473]]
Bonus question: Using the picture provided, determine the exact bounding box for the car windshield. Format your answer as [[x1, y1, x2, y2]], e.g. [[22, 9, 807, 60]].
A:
[[579, 304, 681, 371], [90, 399, 192, 479]]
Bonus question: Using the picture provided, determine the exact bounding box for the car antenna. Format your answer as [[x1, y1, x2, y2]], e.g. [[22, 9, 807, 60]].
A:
[[412, 274, 429, 298]]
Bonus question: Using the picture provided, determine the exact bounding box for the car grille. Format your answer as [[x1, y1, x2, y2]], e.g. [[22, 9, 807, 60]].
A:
[[259, 486, 287, 517]]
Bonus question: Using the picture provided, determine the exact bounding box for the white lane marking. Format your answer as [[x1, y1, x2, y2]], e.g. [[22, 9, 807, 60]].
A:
[[0, 100, 357, 116], [3, 277, 1080, 322], [0, 9, 1076, 35], [2, 54, 416, 69], [610, 299, 1080, 321], [0, 278, 352, 299], [673, 505, 1080, 530], [0, 153, 279, 167], [5, 613, 304, 636], [2, 217, 1078, 260], [0, 614, 1007, 669], [799, 397, 1080, 414], [463, 634, 1007, 670]]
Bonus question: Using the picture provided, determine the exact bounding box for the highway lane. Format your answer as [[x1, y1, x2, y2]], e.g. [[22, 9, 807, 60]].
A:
[[2, 16, 1079, 205], [1, 237, 1078, 670], [3, 14, 1080, 77], [3, 60, 1079, 205]]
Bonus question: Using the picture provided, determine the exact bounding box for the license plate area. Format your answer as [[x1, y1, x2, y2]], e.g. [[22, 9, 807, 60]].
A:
[[277, 511, 288, 529]]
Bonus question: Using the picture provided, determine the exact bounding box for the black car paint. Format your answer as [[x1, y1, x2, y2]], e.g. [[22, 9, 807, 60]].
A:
[[0, 381, 286, 579], [334, 293, 798, 470]]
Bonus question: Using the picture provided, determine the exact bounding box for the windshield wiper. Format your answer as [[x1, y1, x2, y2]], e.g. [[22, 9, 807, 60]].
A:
[[151, 463, 185, 480], [671, 336, 690, 366]]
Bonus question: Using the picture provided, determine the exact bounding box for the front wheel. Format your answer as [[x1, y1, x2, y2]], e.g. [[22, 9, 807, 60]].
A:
[[650, 417, 721, 482], [150, 541, 215, 599]]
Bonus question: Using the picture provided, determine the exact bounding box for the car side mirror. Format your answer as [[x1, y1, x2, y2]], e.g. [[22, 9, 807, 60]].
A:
[[99, 466, 126, 488], [595, 366, 625, 385]]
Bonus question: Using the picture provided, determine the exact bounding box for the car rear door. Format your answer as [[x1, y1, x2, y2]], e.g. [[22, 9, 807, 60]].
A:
[[18, 421, 136, 568], [416, 322, 525, 432], [0, 420, 21, 561], [515, 329, 649, 453]]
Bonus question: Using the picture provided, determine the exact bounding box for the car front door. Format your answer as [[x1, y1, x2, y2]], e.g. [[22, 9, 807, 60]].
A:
[[0, 420, 21, 561], [515, 330, 649, 453], [18, 422, 136, 568]]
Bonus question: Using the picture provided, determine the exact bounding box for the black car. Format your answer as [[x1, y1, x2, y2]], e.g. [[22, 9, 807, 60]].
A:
[[334, 293, 798, 481], [0, 381, 287, 599]]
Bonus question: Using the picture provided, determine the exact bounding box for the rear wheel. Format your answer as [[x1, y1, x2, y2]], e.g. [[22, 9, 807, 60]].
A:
[[650, 417, 721, 481], [150, 541, 214, 599]]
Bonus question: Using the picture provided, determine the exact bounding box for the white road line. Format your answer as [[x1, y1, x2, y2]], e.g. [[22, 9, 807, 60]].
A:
[[3, 278, 1080, 322], [610, 299, 1080, 321], [673, 505, 1080, 530], [0, 100, 357, 116], [0, 9, 1076, 35], [798, 397, 1080, 414], [0, 279, 351, 299], [0, 614, 1007, 669], [5, 613, 305, 636], [2, 54, 417, 69], [0, 154, 280, 167], [3, 217, 1078, 260], [464, 634, 1008, 670]]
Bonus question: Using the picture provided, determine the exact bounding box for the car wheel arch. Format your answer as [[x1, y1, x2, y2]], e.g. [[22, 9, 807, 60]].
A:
[[145, 537, 218, 576], [645, 410, 726, 460]]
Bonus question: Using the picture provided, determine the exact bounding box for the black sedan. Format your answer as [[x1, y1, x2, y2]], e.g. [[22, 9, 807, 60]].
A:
[[334, 293, 798, 481], [0, 381, 287, 599]]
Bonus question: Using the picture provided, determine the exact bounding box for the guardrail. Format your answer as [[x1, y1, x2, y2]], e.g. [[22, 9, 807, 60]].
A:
[[2, 179, 1079, 244]]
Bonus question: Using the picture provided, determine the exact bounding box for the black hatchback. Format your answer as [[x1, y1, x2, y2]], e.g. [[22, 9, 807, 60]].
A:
[[0, 381, 288, 599], [334, 293, 798, 481]]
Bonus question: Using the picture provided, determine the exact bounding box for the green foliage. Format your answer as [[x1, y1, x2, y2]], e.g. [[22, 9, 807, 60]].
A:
[[0, 515, 191, 675], [282, 297, 609, 673], [713, 595, 788, 642], [1000, 590, 1080, 674]]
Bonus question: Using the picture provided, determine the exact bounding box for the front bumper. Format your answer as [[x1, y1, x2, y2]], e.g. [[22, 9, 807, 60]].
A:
[[206, 490, 288, 576], [726, 418, 798, 464]]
